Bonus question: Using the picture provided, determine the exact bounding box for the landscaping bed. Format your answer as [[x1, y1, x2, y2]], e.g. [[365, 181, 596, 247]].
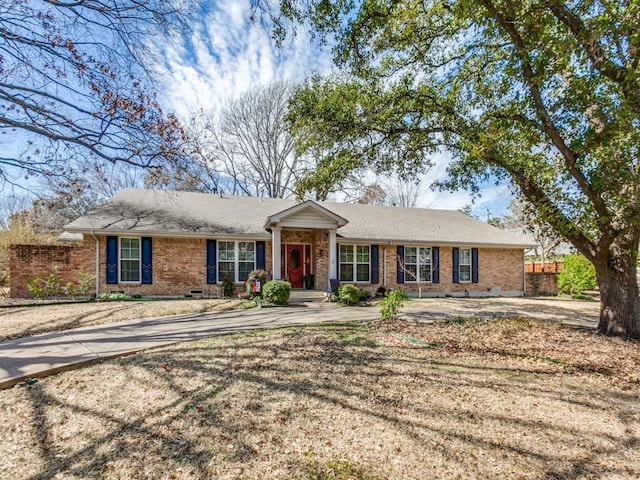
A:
[[0, 318, 637, 479]]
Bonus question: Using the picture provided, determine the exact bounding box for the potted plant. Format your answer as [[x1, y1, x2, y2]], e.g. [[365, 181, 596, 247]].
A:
[[302, 274, 315, 290]]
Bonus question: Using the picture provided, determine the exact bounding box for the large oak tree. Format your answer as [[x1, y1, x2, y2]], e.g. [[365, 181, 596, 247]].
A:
[[278, 0, 640, 338]]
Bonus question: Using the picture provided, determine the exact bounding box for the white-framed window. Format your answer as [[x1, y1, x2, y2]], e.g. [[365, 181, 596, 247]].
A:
[[339, 244, 370, 282], [119, 237, 141, 283], [218, 241, 255, 282], [405, 247, 432, 282], [459, 248, 472, 282]]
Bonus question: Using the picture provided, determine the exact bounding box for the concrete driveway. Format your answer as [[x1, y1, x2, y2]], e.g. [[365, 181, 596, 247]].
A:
[[0, 303, 378, 389], [0, 297, 599, 389]]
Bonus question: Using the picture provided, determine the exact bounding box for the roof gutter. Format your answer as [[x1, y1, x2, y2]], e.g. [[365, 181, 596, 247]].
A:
[[65, 229, 272, 241], [341, 237, 535, 249]]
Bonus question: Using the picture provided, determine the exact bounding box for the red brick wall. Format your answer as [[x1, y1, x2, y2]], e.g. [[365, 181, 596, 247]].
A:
[[525, 272, 558, 295], [11, 233, 526, 298], [10, 240, 95, 298], [378, 246, 524, 296]]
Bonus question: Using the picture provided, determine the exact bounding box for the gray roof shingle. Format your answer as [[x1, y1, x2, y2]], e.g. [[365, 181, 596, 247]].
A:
[[64, 188, 532, 247]]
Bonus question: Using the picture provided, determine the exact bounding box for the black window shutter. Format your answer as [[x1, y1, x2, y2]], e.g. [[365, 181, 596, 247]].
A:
[[396, 245, 405, 284], [141, 237, 153, 284], [206, 239, 217, 284], [106, 236, 118, 284], [371, 245, 379, 284], [432, 247, 440, 284], [452, 247, 460, 284], [256, 241, 266, 270], [472, 248, 479, 284]]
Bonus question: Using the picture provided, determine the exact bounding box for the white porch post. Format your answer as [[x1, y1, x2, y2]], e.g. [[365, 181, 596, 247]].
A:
[[328, 229, 337, 289], [272, 227, 282, 280]]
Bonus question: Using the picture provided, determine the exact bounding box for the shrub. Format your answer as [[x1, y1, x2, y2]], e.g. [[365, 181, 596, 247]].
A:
[[262, 280, 291, 305], [557, 254, 596, 295], [26, 266, 62, 299], [338, 284, 361, 305], [76, 272, 95, 296], [358, 288, 371, 301], [379, 289, 408, 321], [26, 269, 95, 299], [221, 279, 235, 298], [245, 269, 268, 297], [97, 292, 130, 301]]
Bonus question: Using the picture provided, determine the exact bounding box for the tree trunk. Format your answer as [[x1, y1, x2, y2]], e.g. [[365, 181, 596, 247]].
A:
[[595, 237, 640, 339]]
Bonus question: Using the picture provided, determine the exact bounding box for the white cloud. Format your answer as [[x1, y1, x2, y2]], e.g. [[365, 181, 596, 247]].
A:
[[155, 3, 513, 217], [156, 0, 333, 119]]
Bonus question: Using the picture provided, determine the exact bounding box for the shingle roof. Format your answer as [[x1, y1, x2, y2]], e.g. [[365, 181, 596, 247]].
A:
[[64, 188, 533, 248]]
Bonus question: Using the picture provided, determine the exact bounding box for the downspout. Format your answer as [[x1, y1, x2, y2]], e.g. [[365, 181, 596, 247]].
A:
[[522, 250, 526, 296], [91, 231, 100, 298], [382, 241, 391, 287]]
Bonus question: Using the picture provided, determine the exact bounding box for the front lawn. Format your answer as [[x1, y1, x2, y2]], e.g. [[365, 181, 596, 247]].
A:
[[0, 298, 246, 341], [1, 318, 638, 479]]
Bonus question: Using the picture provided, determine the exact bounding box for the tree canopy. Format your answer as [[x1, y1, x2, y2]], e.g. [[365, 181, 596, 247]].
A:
[[0, 0, 193, 187], [279, 0, 640, 338]]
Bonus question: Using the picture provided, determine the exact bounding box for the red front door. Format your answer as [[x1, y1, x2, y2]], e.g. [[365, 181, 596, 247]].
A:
[[286, 244, 304, 288]]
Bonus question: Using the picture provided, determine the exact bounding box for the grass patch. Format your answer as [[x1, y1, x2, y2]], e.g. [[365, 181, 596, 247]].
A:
[[0, 298, 246, 341], [1, 320, 638, 479]]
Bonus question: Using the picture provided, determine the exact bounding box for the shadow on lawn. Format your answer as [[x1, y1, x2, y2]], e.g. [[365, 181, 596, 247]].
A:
[[0, 304, 136, 341], [18, 323, 640, 479]]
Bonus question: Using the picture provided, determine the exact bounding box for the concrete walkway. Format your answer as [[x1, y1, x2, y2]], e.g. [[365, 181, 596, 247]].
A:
[[0, 303, 378, 389]]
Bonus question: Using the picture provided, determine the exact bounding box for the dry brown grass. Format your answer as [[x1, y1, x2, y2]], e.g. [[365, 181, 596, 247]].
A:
[[1, 318, 638, 480], [0, 299, 246, 341]]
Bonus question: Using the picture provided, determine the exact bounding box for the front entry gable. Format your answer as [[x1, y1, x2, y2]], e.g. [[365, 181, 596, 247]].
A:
[[264, 200, 348, 230]]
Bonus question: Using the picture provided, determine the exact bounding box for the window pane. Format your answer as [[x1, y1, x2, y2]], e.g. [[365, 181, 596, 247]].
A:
[[339, 263, 353, 282], [405, 264, 418, 280], [419, 264, 432, 282], [356, 264, 370, 282], [460, 248, 471, 265], [460, 265, 471, 282], [121, 260, 140, 282], [238, 242, 255, 262], [120, 238, 140, 281], [404, 247, 417, 264], [356, 245, 369, 263], [239, 261, 253, 281], [419, 248, 431, 265], [340, 245, 353, 263], [218, 262, 234, 282]]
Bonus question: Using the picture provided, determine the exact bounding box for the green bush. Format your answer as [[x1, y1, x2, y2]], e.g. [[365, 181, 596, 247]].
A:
[[262, 280, 291, 305], [358, 288, 371, 301], [557, 255, 596, 294], [379, 289, 408, 320], [338, 284, 361, 305], [26, 268, 95, 299], [221, 279, 235, 297]]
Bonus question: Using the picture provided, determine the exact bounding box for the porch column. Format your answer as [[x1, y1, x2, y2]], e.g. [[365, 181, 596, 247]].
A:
[[272, 227, 282, 280], [328, 229, 337, 288]]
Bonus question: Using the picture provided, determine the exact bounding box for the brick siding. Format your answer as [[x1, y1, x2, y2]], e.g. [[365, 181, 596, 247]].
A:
[[10, 241, 95, 298], [378, 246, 524, 296], [10, 232, 525, 298], [525, 272, 558, 295]]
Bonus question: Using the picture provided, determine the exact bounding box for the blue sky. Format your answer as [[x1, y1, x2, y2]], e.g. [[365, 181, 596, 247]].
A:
[[1, 0, 511, 220], [154, 0, 513, 218]]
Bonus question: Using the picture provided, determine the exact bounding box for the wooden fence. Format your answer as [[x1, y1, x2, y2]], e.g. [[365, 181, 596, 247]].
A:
[[525, 261, 564, 273]]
